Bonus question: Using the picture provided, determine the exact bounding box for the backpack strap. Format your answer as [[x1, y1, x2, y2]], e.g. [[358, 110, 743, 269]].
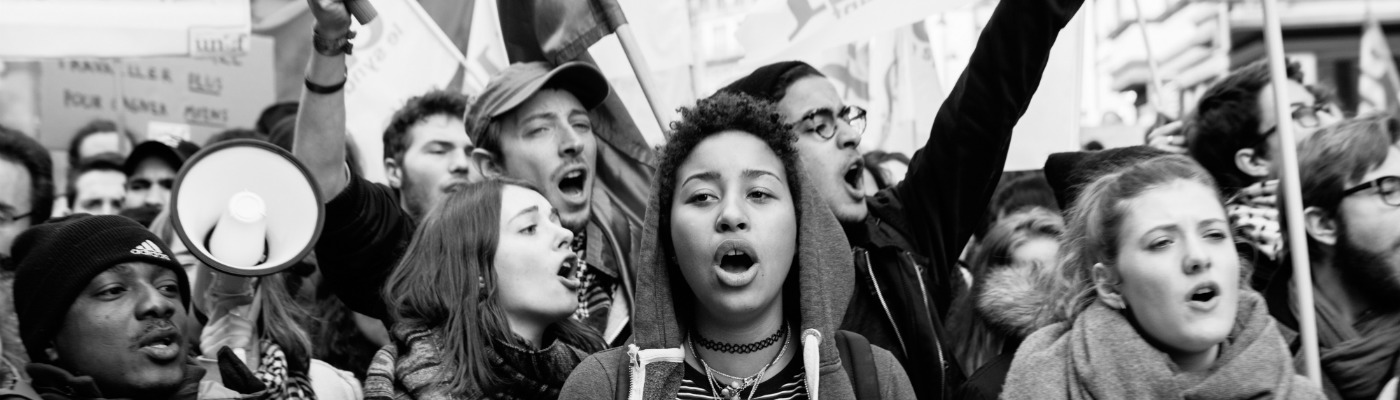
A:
[[836, 330, 881, 400]]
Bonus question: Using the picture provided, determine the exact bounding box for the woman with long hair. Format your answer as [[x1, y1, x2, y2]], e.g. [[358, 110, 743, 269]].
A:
[[1001, 155, 1321, 399], [560, 93, 914, 399], [367, 179, 603, 399]]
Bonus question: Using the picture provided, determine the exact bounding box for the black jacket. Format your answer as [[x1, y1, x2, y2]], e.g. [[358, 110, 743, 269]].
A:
[[835, 0, 1085, 397]]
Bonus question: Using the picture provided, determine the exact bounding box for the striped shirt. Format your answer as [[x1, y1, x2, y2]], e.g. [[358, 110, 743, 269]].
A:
[[677, 357, 807, 400]]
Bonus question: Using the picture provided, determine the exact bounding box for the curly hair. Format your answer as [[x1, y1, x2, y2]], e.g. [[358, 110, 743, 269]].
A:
[[382, 90, 469, 163], [654, 92, 803, 326]]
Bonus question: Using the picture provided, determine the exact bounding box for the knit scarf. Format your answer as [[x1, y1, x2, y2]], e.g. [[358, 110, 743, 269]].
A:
[[364, 326, 588, 400], [1003, 291, 1322, 399], [1296, 279, 1400, 400]]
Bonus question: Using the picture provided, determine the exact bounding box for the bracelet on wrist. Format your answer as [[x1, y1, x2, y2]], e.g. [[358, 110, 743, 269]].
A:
[[305, 76, 347, 95]]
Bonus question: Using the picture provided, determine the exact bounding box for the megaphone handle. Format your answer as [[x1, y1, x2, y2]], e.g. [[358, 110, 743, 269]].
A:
[[346, 0, 377, 24]]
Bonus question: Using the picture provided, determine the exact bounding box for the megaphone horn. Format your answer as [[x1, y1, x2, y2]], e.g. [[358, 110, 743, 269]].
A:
[[171, 139, 324, 277]]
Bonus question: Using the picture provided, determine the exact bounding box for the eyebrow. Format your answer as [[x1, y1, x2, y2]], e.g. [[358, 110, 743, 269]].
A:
[[1199, 218, 1227, 228], [801, 107, 835, 121], [569, 109, 589, 119], [742, 169, 782, 181], [680, 171, 721, 187], [521, 112, 559, 126], [511, 205, 540, 222]]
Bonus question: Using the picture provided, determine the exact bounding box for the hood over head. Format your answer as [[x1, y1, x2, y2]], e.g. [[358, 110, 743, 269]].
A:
[[630, 119, 854, 371]]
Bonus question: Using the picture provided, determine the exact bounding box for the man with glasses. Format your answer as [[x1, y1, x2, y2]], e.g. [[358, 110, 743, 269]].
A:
[[120, 138, 199, 226], [1, 124, 55, 388], [1273, 113, 1400, 399], [718, 0, 1084, 395], [1185, 59, 1340, 288]]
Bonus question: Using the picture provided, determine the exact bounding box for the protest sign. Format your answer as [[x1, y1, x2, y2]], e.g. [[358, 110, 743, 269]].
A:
[[344, 0, 469, 183], [37, 36, 276, 149], [0, 0, 251, 58]]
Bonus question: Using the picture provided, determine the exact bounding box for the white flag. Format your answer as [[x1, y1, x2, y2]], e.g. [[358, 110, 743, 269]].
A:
[[1359, 17, 1400, 115], [344, 0, 468, 183]]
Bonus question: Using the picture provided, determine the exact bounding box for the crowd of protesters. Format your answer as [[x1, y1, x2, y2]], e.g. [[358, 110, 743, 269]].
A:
[[1, 0, 1399, 398]]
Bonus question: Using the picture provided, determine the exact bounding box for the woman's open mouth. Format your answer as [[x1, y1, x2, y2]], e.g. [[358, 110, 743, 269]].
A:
[[713, 240, 760, 288], [1186, 281, 1221, 312], [557, 254, 582, 290]]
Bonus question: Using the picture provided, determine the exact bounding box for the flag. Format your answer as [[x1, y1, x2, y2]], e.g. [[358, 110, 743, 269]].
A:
[[1359, 17, 1400, 115], [343, 0, 469, 183], [735, 0, 974, 65], [461, 0, 511, 95]]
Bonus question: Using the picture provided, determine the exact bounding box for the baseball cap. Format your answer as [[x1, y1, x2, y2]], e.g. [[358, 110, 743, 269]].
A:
[[124, 137, 200, 176], [465, 61, 611, 143]]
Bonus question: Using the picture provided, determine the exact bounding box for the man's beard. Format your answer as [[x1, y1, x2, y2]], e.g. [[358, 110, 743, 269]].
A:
[[1333, 225, 1400, 312], [400, 176, 431, 221]]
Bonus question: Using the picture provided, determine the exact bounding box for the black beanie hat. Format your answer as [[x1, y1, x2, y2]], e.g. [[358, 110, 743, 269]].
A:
[[12, 214, 190, 362], [717, 61, 822, 102], [1043, 145, 1170, 210]]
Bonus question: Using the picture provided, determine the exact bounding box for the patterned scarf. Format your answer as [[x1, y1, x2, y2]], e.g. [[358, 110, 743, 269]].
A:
[[257, 338, 316, 400], [364, 326, 589, 400]]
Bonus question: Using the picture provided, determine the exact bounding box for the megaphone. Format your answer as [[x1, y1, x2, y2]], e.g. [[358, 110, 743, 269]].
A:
[[170, 139, 324, 277]]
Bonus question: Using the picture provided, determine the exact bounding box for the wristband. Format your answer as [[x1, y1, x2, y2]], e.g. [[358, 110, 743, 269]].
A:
[[305, 77, 347, 95], [313, 29, 355, 57]]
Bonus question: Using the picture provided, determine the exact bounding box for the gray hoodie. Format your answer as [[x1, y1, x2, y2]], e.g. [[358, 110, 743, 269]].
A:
[[558, 154, 914, 400]]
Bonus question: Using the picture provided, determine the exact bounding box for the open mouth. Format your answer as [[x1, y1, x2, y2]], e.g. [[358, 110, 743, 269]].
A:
[[557, 254, 581, 279], [136, 329, 182, 362], [1188, 282, 1220, 304], [558, 168, 587, 199], [843, 160, 865, 192], [720, 249, 756, 273]]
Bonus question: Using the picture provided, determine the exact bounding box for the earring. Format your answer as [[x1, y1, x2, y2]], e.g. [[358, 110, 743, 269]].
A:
[[478, 276, 485, 290]]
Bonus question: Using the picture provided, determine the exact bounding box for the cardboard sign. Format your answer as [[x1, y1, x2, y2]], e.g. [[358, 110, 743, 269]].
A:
[[38, 36, 276, 149], [0, 0, 251, 58]]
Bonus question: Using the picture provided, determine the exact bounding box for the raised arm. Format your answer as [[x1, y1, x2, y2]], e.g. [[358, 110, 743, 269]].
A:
[[295, 0, 353, 201], [894, 0, 1085, 267]]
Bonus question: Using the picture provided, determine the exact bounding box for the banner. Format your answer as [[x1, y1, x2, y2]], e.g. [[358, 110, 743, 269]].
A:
[[463, 0, 510, 96], [37, 36, 275, 149], [0, 0, 251, 58], [735, 0, 974, 65], [1359, 17, 1400, 115], [343, 0, 470, 183]]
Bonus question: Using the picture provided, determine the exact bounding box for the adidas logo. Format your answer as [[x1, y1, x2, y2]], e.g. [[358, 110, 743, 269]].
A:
[[130, 240, 170, 260]]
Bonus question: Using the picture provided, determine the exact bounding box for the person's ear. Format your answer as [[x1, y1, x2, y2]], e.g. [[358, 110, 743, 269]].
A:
[[472, 148, 504, 179], [1235, 147, 1271, 178], [1093, 262, 1126, 310], [384, 157, 404, 189], [1304, 206, 1339, 247]]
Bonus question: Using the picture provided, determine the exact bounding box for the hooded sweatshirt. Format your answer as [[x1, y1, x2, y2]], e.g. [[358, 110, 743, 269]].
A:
[[1001, 292, 1323, 400], [557, 156, 914, 399]]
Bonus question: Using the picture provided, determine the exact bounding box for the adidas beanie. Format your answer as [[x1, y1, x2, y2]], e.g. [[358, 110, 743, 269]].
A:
[[12, 214, 190, 362]]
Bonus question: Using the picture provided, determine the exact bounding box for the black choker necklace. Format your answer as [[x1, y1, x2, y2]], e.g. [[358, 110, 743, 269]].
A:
[[692, 322, 789, 354]]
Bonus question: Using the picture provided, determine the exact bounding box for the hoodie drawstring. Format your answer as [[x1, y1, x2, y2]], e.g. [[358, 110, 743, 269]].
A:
[[803, 329, 822, 400]]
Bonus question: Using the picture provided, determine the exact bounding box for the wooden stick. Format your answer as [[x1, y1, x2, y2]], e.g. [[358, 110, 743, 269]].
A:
[[1260, 0, 1323, 385], [615, 23, 671, 135]]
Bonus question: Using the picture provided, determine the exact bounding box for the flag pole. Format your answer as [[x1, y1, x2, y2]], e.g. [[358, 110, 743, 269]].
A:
[[1131, 0, 1167, 116], [1260, 0, 1323, 386], [614, 23, 672, 135]]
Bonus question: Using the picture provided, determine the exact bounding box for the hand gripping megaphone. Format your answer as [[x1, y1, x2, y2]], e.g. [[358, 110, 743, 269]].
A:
[[170, 140, 323, 366]]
